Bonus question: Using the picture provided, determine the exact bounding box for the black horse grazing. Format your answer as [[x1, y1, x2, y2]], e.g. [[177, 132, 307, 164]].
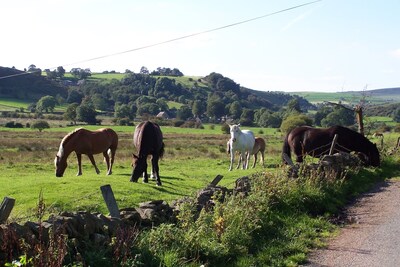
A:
[[131, 121, 165, 186], [282, 125, 380, 167]]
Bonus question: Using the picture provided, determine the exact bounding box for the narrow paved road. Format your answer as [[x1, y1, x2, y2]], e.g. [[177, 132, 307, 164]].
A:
[[304, 180, 400, 267]]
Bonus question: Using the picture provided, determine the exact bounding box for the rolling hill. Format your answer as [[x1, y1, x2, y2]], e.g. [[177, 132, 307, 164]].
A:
[[292, 87, 400, 106]]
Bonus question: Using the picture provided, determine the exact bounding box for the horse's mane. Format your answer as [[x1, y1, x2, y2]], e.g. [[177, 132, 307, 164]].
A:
[[134, 123, 145, 153], [57, 128, 84, 157], [334, 126, 372, 144]]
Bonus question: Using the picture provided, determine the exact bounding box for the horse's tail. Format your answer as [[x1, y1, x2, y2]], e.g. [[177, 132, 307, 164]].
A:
[[159, 142, 165, 159], [282, 133, 292, 164]]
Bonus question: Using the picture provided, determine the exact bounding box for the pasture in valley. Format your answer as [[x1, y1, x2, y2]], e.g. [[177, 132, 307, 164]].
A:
[[0, 124, 282, 222], [1, 123, 400, 265]]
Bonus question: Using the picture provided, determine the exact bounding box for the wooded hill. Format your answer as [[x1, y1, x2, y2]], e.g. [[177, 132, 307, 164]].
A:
[[0, 67, 67, 100], [1, 65, 400, 120], [0, 66, 314, 114]]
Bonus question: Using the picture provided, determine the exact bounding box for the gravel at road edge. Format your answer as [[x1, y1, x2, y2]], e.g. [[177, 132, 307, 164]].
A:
[[304, 180, 400, 267]]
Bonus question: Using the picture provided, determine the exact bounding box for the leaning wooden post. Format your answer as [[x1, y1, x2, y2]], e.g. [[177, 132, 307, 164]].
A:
[[329, 134, 339, 155], [209, 175, 223, 186], [100, 185, 120, 219], [355, 105, 364, 136], [0, 197, 16, 224]]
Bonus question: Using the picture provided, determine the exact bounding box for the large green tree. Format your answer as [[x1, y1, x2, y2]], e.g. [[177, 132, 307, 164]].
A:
[[137, 103, 160, 116], [67, 89, 84, 104], [36, 95, 57, 113], [28, 64, 42, 76], [76, 103, 97, 124], [70, 68, 91, 79], [393, 107, 400, 123], [192, 100, 206, 117], [239, 108, 254, 126], [206, 99, 225, 120], [56, 66, 66, 78], [280, 114, 313, 134], [229, 101, 242, 119], [177, 105, 192, 121], [314, 106, 333, 126], [321, 107, 355, 127], [31, 120, 50, 132], [115, 104, 134, 120], [64, 103, 79, 124]]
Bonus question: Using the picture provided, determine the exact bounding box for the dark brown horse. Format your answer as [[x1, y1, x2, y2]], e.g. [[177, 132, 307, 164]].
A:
[[282, 125, 380, 167], [55, 128, 118, 177], [131, 121, 165, 186]]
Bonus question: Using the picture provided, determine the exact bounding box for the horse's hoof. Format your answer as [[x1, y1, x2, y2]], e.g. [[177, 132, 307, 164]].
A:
[[143, 179, 149, 183], [156, 182, 162, 186]]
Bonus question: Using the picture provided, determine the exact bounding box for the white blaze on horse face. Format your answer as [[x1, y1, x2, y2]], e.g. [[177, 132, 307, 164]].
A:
[[57, 142, 64, 158]]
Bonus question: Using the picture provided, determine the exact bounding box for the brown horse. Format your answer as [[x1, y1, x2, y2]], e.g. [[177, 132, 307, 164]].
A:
[[282, 125, 380, 167], [54, 128, 118, 177], [227, 137, 266, 168], [131, 121, 165, 186]]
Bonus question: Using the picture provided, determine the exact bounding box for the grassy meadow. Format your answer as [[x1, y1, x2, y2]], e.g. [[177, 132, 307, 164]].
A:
[[0, 124, 283, 222], [2, 122, 400, 266]]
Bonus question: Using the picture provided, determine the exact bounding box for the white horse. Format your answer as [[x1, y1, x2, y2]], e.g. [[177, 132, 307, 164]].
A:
[[227, 137, 266, 169], [228, 124, 255, 171]]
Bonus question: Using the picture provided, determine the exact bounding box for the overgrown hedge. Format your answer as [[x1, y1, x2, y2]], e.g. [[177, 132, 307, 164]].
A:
[[134, 160, 393, 267]]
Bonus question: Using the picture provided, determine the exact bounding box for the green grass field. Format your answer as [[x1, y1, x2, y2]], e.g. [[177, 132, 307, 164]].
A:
[[0, 126, 283, 222], [0, 98, 33, 111], [1, 123, 400, 266], [1, 123, 397, 223]]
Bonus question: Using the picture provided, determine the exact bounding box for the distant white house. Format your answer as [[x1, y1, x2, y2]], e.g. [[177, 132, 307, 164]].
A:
[[156, 111, 169, 119]]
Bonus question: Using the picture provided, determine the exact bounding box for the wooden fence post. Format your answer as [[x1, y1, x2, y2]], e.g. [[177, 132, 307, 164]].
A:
[[0, 197, 16, 224], [209, 175, 223, 186], [100, 184, 120, 219], [329, 134, 339, 155]]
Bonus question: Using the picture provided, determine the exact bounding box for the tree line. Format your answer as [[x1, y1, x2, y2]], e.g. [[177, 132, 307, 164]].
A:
[[3, 65, 396, 132]]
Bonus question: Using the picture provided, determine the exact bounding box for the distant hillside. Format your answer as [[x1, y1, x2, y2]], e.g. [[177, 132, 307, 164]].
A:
[[292, 87, 400, 106], [0, 67, 315, 115], [364, 102, 400, 117], [361, 87, 400, 103], [0, 67, 67, 100]]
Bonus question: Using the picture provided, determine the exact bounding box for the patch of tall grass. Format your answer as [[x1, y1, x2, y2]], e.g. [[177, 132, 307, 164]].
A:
[[133, 157, 399, 266]]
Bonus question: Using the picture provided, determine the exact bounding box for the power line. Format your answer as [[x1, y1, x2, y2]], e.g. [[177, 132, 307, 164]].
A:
[[0, 0, 321, 80]]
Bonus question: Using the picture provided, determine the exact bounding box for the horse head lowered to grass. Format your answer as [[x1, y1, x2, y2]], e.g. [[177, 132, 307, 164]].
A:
[[54, 128, 118, 177], [282, 125, 380, 167], [130, 121, 165, 186], [228, 124, 255, 171]]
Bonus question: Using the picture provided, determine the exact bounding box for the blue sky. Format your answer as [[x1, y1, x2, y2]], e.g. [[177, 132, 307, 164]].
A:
[[1, 0, 399, 92]]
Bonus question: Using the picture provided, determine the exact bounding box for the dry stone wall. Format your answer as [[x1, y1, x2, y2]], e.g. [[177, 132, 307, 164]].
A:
[[0, 176, 252, 263]]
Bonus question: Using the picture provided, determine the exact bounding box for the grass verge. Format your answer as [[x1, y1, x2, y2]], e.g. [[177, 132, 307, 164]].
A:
[[132, 157, 399, 267]]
